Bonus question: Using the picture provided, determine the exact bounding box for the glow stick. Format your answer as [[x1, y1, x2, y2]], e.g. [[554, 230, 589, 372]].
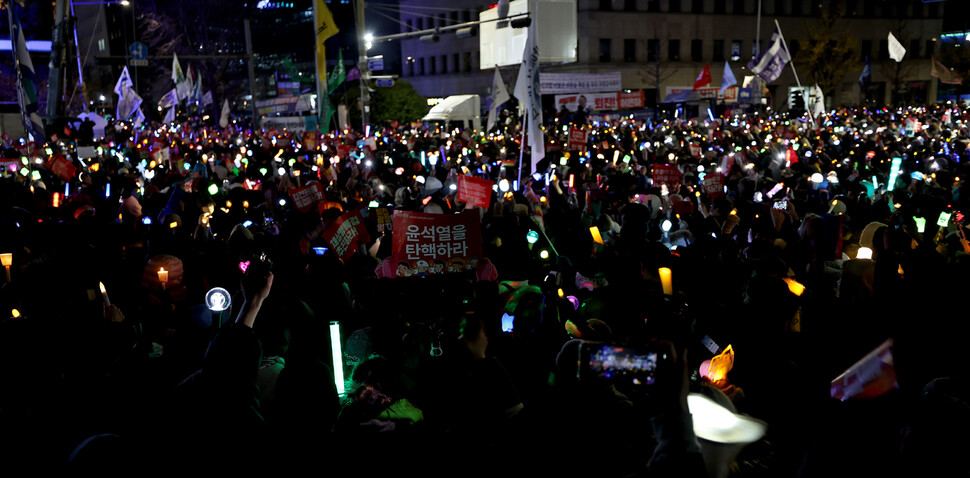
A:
[[938, 212, 952, 228], [782, 278, 805, 296], [888, 157, 902, 190], [589, 226, 604, 245], [330, 321, 345, 396], [914, 216, 925, 233], [659, 267, 673, 296]]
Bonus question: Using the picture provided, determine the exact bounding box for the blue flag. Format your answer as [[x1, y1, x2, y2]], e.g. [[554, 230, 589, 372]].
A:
[[747, 25, 790, 83], [720, 61, 737, 95], [8, 6, 45, 143], [859, 56, 872, 90]]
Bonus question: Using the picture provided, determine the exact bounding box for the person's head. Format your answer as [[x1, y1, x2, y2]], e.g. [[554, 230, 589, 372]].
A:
[[459, 316, 488, 359], [578, 95, 587, 108]]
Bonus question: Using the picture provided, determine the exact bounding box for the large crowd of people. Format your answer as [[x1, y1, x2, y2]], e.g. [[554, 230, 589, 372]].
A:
[[1, 102, 969, 476]]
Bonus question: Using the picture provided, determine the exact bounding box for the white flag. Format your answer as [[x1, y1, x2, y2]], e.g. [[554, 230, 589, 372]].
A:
[[201, 90, 213, 107], [888, 32, 906, 63], [514, 18, 544, 169], [173, 53, 190, 100], [114, 66, 133, 97], [487, 67, 511, 131], [132, 107, 145, 128], [163, 106, 176, 123], [747, 25, 790, 83], [158, 88, 178, 109], [812, 84, 825, 118], [219, 99, 230, 128]]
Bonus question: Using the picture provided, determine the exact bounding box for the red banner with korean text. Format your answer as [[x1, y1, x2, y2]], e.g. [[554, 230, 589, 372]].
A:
[[568, 128, 587, 151], [652, 164, 683, 185], [289, 182, 325, 213], [457, 174, 493, 209], [322, 209, 371, 263], [391, 210, 483, 277], [702, 174, 725, 198]]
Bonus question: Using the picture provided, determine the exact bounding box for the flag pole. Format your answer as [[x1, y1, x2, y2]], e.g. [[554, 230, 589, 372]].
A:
[[774, 19, 816, 130], [517, 113, 527, 190]]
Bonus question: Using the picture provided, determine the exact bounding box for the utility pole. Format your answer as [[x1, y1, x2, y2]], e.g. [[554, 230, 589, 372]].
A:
[[46, 0, 72, 120], [244, 19, 259, 132], [355, 0, 369, 133]]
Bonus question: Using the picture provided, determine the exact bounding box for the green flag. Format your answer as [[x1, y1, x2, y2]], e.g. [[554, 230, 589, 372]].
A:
[[328, 49, 346, 93], [321, 96, 335, 134]]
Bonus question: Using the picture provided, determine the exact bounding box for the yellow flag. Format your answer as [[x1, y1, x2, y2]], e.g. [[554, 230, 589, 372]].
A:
[[313, 0, 340, 123], [315, 0, 339, 43]]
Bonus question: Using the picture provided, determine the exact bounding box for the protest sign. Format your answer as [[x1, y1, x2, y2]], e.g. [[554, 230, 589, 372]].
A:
[[288, 182, 324, 213], [391, 210, 482, 277], [702, 174, 725, 198], [689, 143, 702, 159], [322, 209, 370, 263], [652, 164, 683, 185], [372, 206, 393, 232], [457, 174, 493, 209], [830, 339, 899, 401], [47, 154, 77, 181], [568, 128, 587, 151]]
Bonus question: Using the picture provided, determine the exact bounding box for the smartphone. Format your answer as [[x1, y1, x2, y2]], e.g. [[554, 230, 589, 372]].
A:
[[501, 313, 514, 333], [773, 199, 788, 210], [578, 342, 662, 386]]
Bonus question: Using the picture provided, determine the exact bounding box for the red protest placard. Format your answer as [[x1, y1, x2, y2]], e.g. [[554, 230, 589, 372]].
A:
[[702, 174, 725, 198], [568, 128, 587, 151], [652, 164, 683, 185], [288, 182, 324, 213], [457, 174, 493, 209], [47, 154, 77, 181], [322, 209, 371, 263], [337, 144, 352, 159], [689, 143, 702, 159], [391, 210, 482, 277]]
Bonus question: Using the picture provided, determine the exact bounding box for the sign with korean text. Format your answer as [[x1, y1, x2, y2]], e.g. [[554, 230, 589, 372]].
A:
[[568, 127, 587, 151], [554, 91, 645, 112], [652, 164, 683, 185], [322, 209, 371, 263], [665, 86, 739, 103], [288, 182, 325, 213], [540, 72, 622, 94], [702, 174, 725, 198], [391, 210, 482, 277], [373, 207, 393, 232], [457, 174, 493, 209]]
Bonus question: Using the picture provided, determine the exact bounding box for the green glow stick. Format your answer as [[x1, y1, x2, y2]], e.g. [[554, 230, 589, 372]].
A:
[[330, 321, 345, 396], [914, 217, 926, 233]]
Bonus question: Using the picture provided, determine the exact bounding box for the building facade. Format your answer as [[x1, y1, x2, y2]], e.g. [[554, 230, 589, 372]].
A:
[[400, 0, 946, 109]]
